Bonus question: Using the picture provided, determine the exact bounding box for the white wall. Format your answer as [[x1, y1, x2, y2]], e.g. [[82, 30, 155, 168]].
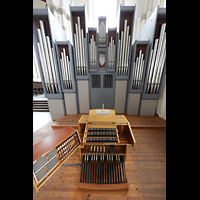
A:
[[33, 0, 46, 9], [42, 0, 166, 45]]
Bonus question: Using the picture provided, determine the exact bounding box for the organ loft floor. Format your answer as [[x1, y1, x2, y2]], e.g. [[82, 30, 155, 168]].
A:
[[33, 114, 166, 200]]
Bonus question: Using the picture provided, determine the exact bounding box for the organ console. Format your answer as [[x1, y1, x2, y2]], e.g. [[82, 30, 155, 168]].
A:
[[33, 109, 136, 192], [78, 109, 136, 190]]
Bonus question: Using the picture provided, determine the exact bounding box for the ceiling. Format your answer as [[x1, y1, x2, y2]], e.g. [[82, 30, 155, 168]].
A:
[[33, 0, 166, 43]]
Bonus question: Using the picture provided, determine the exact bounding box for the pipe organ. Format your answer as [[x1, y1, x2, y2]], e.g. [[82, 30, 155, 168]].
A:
[[33, 5, 166, 117], [33, 3, 166, 192], [33, 109, 136, 192]]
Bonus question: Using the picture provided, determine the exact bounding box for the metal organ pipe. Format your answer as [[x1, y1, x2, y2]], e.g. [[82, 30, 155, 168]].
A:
[[119, 31, 123, 74], [138, 53, 144, 88], [52, 47, 59, 93], [46, 36, 58, 93], [77, 17, 83, 71], [154, 33, 166, 93], [75, 24, 80, 74], [39, 20, 55, 93], [150, 23, 166, 94], [112, 38, 115, 69], [145, 49, 153, 93], [137, 50, 142, 88], [74, 32, 79, 75], [37, 42, 50, 93], [132, 56, 138, 88], [121, 20, 127, 72], [111, 37, 114, 69], [61, 52, 67, 88], [99, 21, 106, 44], [123, 24, 129, 74], [91, 36, 94, 68], [109, 43, 111, 69], [117, 20, 130, 75], [60, 48, 73, 90], [63, 48, 69, 88], [108, 41, 111, 68], [145, 23, 166, 94], [146, 39, 159, 93], [81, 29, 85, 72], [60, 54, 66, 89], [125, 35, 130, 74], [117, 39, 121, 75], [139, 60, 144, 88], [74, 16, 87, 75], [66, 55, 71, 88], [107, 37, 115, 69], [131, 49, 145, 90], [66, 55, 72, 87], [36, 20, 59, 94], [37, 29, 50, 89], [89, 35, 97, 69]]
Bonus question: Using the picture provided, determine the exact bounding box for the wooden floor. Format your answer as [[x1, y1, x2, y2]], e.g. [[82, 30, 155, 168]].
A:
[[51, 114, 166, 128], [33, 115, 166, 200]]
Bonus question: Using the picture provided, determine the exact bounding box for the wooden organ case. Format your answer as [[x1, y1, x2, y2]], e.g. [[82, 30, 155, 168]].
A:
[[33, 109, 136, 192]]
